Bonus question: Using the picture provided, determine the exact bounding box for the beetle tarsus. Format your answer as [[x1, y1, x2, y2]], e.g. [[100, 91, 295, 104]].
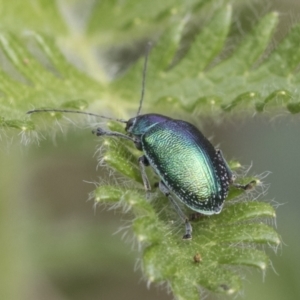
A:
[[153, 182, 159, 188], [233, 180, 256, 190], [93, 127, 106, 136], [182, 233, 192, 240]]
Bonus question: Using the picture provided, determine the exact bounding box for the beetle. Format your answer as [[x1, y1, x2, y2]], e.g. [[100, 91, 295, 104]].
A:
[[27, 47, 255, 239]]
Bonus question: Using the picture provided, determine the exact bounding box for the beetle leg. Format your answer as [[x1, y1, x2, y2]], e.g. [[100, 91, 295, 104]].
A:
[[138, 155, 151, 192], [216, 149, 256, 190], [189, 212, 204, 221], [92, 127, 136, 143], [232, 180, 256, 190], [158, 181, 192, 240]]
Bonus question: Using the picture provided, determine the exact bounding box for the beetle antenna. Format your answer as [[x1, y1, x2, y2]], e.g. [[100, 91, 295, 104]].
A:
[[27, 109, 127, 123], [136, 42, 151, 116]]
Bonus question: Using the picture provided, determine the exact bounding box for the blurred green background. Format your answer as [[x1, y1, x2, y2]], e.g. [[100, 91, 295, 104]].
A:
[[1, 0, 300, 299]]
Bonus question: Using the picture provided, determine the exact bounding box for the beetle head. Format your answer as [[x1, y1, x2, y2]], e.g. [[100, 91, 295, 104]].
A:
[[125, 114, 172, 136]]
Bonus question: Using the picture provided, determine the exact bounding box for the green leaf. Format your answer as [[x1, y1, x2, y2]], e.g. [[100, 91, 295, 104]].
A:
[[94, 185, 279, 297], [86, 0, 202, 43], [209, 12, 279, 78], [0, 1, 288, 299], [173, 5, 232, 76], [0, 0, 67, 34]]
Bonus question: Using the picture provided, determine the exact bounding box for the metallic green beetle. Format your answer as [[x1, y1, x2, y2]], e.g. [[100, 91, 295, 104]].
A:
[[93, 113, 254, 239]]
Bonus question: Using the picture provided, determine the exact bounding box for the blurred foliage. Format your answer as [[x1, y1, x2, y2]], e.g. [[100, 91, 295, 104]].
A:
[[1, 0, 299, 299]]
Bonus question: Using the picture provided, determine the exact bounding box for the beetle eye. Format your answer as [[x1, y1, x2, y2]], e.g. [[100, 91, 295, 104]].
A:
[[125, 118, 134, 132]]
